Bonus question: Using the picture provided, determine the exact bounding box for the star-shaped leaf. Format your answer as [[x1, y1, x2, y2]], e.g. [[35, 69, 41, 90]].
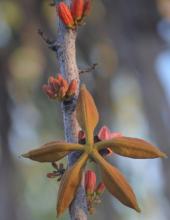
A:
[[22, 84, 166, 216]]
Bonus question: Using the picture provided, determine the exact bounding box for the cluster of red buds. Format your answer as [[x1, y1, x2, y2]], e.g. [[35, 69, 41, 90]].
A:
[[85, 170, 106, 214], [98, 126, 122, 156], [42, 74, 77, 101], [46, 162, 66, 181], [57, 0, 91, 29], [78, 126, 122, 157]]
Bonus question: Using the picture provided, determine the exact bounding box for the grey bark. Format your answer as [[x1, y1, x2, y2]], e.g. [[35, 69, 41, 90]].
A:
[[55, 1, 87, 219]]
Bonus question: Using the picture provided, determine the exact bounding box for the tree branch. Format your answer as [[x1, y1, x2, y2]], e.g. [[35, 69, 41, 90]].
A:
[[55, 1, 87, 219], [79, 63, 98, 75]]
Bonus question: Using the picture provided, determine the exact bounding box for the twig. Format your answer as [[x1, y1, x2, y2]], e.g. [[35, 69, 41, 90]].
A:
[[38, 29, 60, 52], [79, 63, 98, 75], [55, 0, 88, 219], [49, 0, 56, 6], [38, 29, 54, 44]]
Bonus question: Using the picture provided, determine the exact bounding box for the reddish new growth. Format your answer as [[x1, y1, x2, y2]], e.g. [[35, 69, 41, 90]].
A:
[[85, 170, 96, 194], [57, 2, 75, 28], [98, 126, 122, 156], [96, 182, 105, 195], [85, 170, 106, 214], [57, 0, 91, 29], [42, 74, 77, 101], [78, 126, 122, 157]]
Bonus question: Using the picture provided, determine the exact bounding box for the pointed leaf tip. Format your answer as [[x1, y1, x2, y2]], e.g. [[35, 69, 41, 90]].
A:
[[160, 152, 167, 158], [21, 142, 83, 162], [21, 153, 30, 158], [135, 206, 141, 213]]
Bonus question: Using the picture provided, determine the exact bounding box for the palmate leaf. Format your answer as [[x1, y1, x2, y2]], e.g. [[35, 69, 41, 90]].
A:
[[57, 153, 88, 216], [95, 137, 167, 159], [76, 84, 99, 144], [92, 150, 140, 212], [21, 84, 167, 216], [22, 141, 84, 162]]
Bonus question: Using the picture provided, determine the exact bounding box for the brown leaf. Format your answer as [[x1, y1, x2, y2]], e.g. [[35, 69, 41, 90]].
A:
[[57, 153, 88, 216], [21, 141, 84, 162], [95, 137, 167, 159], [76, 84, 99, 144], [92, 150, 141, 212]]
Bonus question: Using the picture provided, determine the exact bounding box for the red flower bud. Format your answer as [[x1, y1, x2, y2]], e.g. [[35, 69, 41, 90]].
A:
[[42, 85, 55, 98], [66, 79, 77, 97], [60, 78, 69, 91], [56, 74, 63, 82], [48, 76, 55, 85], [78, 130, 86, 141], [42, 74, 78, 101], [58, 86, 67, 100], [98, 126, 122, 141], [48, 76, 60, 92], [96, 182, 105, 195], [85, 170, 96, 194], [98, 126, 111, 140], [83, 0, 91, 17], [71, 0, 84, 21], [98, 126, 122, 156], [57, 2, 75, 28]]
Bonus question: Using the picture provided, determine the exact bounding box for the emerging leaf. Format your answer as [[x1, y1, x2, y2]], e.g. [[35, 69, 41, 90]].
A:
[[92, 151, 140, 212], [22, 141, 83, 162], [57, 153, 88, 216], [76, 85, 99, 144], [95, 137, 167, 159]]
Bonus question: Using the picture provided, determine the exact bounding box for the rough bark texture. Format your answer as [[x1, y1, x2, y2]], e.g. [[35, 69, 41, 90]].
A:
[[55, 1, 87, 219]]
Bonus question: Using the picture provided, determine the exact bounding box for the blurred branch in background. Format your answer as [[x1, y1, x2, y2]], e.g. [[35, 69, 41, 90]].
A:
[[0, 53, 17, 220], [0, 0, 170, 220]]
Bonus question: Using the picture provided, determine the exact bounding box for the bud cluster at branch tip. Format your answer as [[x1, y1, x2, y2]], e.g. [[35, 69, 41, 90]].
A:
[[85, 170, 106, 214], [42, 74, 77, 101], [57, 0, 91, 29]]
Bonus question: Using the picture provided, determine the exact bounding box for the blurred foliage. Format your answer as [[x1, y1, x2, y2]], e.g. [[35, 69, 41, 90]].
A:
[[0, 0, 170, 220]]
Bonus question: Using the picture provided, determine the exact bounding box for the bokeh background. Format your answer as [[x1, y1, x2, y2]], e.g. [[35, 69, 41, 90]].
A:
[[1, 0, 170, 219]]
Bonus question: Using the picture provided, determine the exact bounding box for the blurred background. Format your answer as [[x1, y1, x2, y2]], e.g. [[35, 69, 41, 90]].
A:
[[0, 0, 170, 219]]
